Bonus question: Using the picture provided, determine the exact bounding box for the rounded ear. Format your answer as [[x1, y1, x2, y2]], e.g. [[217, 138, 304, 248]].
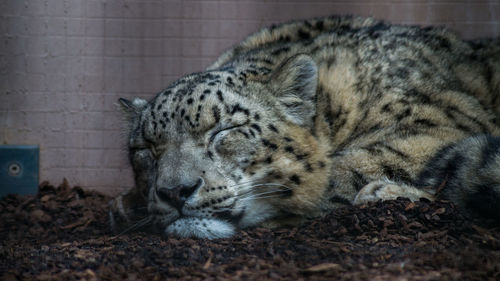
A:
[[118, 98, 147, 118], [268, 54, 318, 127]]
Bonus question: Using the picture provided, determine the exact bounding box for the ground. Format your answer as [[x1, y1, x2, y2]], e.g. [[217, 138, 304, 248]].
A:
[[1, 181, 499, 281]]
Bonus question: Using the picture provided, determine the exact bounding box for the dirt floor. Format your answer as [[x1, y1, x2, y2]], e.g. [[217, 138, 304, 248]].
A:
[[1, 181, 499, 281]]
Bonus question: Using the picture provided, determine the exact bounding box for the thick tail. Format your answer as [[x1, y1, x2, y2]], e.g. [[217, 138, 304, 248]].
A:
[[416, 135, 500, 220]]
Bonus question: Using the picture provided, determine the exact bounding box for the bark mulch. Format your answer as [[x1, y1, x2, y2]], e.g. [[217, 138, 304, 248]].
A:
[[1, 181, 499, 281]]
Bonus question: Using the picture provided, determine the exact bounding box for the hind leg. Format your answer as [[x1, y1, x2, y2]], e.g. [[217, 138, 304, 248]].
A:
[[354, 179, 435, 205]]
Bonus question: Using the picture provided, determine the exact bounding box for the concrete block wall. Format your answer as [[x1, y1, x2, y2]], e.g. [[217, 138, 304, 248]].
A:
[[1, 0, 499, 195]]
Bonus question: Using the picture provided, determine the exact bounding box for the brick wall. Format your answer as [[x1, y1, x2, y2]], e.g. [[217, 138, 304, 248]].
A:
[[1, 0, 499, 195]]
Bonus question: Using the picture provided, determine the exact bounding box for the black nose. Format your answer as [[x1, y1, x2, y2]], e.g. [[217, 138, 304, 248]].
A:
[[156, 178, 203, 210]]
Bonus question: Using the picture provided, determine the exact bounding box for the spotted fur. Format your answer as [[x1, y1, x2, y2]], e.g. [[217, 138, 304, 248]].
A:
[[110, 16, 500, 239]]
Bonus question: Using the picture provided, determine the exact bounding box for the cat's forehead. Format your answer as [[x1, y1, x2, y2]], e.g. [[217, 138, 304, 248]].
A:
[[138, 71, 247, 143]]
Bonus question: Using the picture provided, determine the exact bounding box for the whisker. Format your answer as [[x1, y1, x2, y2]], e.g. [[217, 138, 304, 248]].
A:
[[235, 188, 291, 200], [214, 193, 288, 213], [228, 180, 261, 188], [214, 207, 245, 212], [245, 183, 293, 190], [116, 206, 149, 217], [232, 182, 294, 193], [234, 183, 293, 199], [239, 193, 289, 201], [117, 216, 152, 236]]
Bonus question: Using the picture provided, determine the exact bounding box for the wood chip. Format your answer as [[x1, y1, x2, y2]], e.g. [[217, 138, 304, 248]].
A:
[[1, 181, 499, 280], [303, 263, 344, 273]]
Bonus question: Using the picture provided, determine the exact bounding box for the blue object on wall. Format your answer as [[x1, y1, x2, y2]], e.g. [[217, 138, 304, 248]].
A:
[[0, 145, 39, 198]]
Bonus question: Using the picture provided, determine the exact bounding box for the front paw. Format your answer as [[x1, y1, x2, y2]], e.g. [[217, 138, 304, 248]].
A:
[[108, 188, 148, 233], [354, 180, 434, 205]]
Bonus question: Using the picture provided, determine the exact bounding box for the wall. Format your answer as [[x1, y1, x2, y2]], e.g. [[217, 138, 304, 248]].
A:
[[1, 0, 499, 195]]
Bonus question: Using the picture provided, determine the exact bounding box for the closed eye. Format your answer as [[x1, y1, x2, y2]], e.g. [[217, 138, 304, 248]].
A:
[[129, 146, 148, 153], [130, 146, 161, 159], [209, 124, 245, 143]]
